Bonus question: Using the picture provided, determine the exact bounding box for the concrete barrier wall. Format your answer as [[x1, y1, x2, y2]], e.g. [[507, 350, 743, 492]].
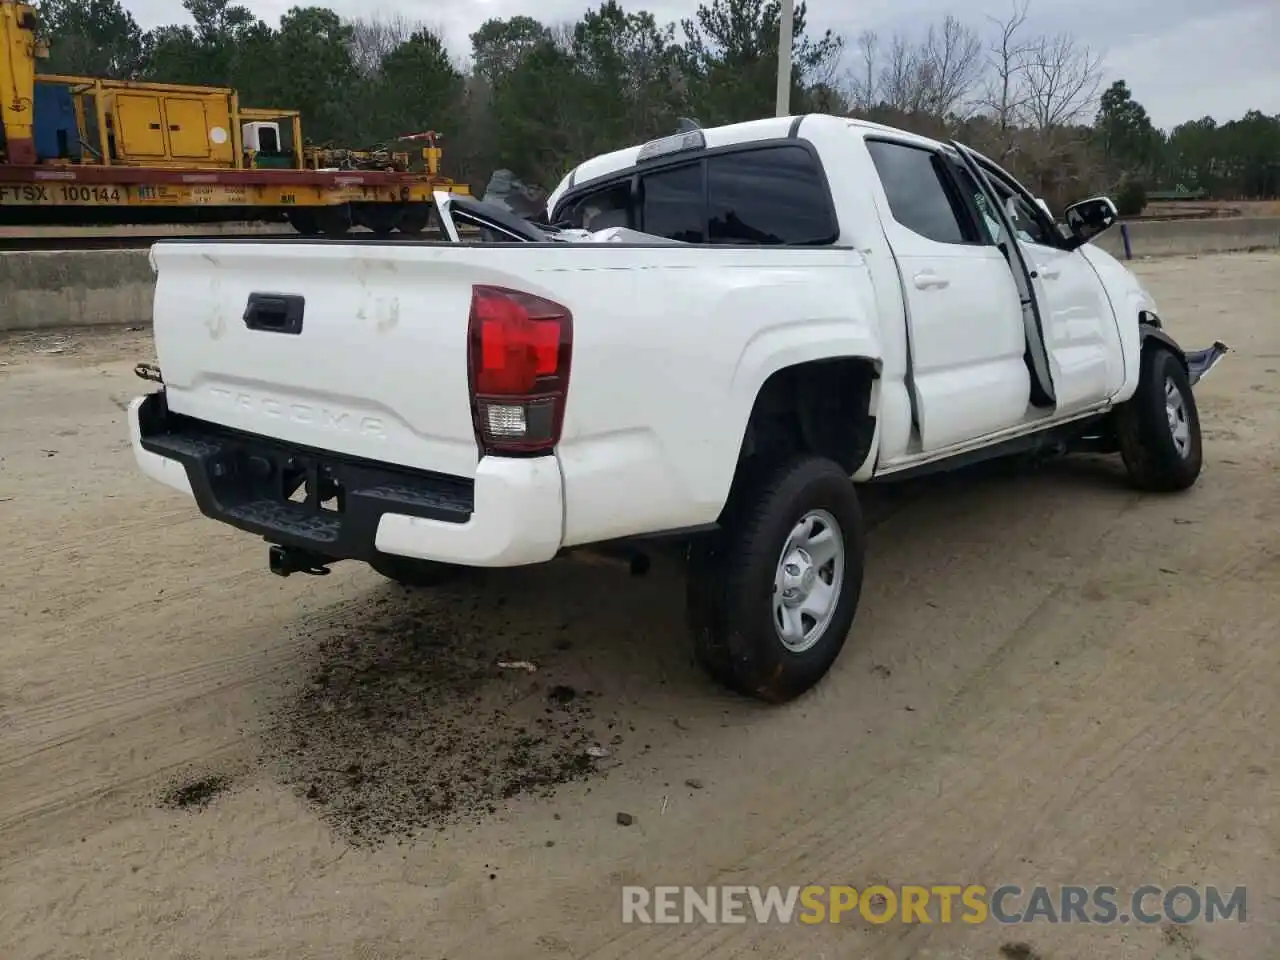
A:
[[2, 217, 1278, 332], [1093, 216, 1280, 259], [2, 249, 153, 332]]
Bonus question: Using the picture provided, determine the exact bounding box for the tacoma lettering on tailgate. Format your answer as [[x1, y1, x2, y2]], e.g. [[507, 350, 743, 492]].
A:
[[209, 388, 387, 440]]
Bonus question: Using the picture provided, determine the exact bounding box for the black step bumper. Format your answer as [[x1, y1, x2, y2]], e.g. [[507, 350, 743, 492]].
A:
[[132, 390, 475, 563]]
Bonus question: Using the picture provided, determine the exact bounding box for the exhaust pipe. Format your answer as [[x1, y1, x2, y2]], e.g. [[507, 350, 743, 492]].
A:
[[268, 544, 333, 577]]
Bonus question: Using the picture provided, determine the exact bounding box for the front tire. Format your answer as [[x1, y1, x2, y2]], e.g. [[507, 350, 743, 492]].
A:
[[687, 456, 865, 703], [1115, 345, 1203, 492]]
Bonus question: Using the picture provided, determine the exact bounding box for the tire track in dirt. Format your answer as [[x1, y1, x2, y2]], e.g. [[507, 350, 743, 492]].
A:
[[3, 501, 196, 552], [1, 559, 264, 659], [0, 743, 251, 847], [0, 569, 369, 797]]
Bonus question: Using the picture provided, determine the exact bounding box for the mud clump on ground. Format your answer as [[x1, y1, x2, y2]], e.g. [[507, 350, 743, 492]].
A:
[[999, 944, 1042, 960], [160, 774, 231, 810], [267, 589, 609, 846]]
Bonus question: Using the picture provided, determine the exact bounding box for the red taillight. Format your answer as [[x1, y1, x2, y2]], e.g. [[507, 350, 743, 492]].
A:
[[467, 285, 573, 455]]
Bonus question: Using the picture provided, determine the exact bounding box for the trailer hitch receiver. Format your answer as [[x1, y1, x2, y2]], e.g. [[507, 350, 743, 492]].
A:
[[268, 544, 333, 577]]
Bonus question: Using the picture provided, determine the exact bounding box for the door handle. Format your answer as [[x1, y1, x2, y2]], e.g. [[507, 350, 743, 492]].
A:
[[1037, 265, 1061, 280], [913, 272, 950, 291]]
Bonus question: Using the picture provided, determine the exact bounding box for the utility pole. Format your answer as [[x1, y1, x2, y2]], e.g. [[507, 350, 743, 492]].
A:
[[775, 0, 794, 117]]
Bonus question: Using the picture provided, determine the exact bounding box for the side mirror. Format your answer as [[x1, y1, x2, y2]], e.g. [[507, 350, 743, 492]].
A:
[[1062, 196, 1118, 248]]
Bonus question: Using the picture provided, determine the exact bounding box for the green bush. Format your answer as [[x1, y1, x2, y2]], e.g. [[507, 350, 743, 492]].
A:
[[1115, 180, 1148, 217]]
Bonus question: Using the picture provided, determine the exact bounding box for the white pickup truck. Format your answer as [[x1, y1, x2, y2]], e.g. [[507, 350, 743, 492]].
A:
[[129, 114, 1227, 703]]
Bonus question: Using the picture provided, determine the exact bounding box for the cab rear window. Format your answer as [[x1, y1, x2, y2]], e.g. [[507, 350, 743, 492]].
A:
[[556, 144, 837, 245]]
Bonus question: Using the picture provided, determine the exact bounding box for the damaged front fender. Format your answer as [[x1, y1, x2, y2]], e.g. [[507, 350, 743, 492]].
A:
[[1140, 321, 1229, 388], [1184, 341, 1229, 387]]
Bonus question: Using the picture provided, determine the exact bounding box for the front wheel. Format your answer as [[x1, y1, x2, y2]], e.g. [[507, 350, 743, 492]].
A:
[[1115, 345, 1203, 492], [687, 456, 865, 703]]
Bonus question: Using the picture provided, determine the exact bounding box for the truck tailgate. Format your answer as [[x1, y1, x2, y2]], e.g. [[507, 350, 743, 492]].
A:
[[152, 240, 491, 479]]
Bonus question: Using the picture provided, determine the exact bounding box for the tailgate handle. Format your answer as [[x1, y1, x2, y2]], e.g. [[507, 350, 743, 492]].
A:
[[244, 293, 304, 335]]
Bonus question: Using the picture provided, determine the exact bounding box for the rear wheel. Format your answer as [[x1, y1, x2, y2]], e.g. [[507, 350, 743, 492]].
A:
[[314, 205, 353, 237], [1115, 345, 1203, 491], [687, 456, 865, 703], [370, 553, 465, 588], [354, 204, 401, 236]]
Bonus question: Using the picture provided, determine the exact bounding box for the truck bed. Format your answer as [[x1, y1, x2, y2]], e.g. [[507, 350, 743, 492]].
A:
[[145, 237, 881, 548]]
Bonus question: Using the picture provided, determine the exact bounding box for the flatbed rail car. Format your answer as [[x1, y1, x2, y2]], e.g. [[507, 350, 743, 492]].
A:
[[0, 0, 467, 234], [0, 161, 456, 234]]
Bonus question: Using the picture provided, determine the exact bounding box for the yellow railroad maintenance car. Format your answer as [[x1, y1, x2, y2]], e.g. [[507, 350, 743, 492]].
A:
[[0, 0, 468, 234]]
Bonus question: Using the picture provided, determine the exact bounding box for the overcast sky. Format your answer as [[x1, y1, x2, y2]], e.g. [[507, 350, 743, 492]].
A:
[[125, 0, 1278, 130]]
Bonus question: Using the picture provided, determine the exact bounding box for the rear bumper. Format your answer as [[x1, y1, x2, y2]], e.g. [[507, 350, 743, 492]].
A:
[[128, 392, 563, 567]]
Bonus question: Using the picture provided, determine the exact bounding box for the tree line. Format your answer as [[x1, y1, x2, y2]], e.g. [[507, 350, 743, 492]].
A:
[[33, 0, 1280, 209]]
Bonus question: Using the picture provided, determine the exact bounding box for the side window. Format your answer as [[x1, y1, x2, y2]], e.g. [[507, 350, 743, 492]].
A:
[[641, 163, 705, 242], [706, 146, 836, 244], [558, 182, 630, 231], [952, 167, 1002, 245], [555, 144, 838, 245], [978, 163, 1060, 247], [866, 140, 979, 246]]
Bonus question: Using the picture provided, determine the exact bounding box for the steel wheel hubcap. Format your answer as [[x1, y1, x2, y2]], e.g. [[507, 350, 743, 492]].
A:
[[773, 509, 845, 653], [1165, 375, 1191, 459]]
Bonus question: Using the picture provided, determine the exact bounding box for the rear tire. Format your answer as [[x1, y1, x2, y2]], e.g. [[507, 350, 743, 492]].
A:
[[687, 456, 865, 703], [370, 554, 464, 588], [1115, 345, 1203, 492]]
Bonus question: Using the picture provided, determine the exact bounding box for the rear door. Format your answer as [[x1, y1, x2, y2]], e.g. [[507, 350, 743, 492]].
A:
[[864, 138, 1031, 452]]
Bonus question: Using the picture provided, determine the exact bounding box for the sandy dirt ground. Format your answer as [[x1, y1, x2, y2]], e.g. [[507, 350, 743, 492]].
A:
[[1, 254, 1277, 960]]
